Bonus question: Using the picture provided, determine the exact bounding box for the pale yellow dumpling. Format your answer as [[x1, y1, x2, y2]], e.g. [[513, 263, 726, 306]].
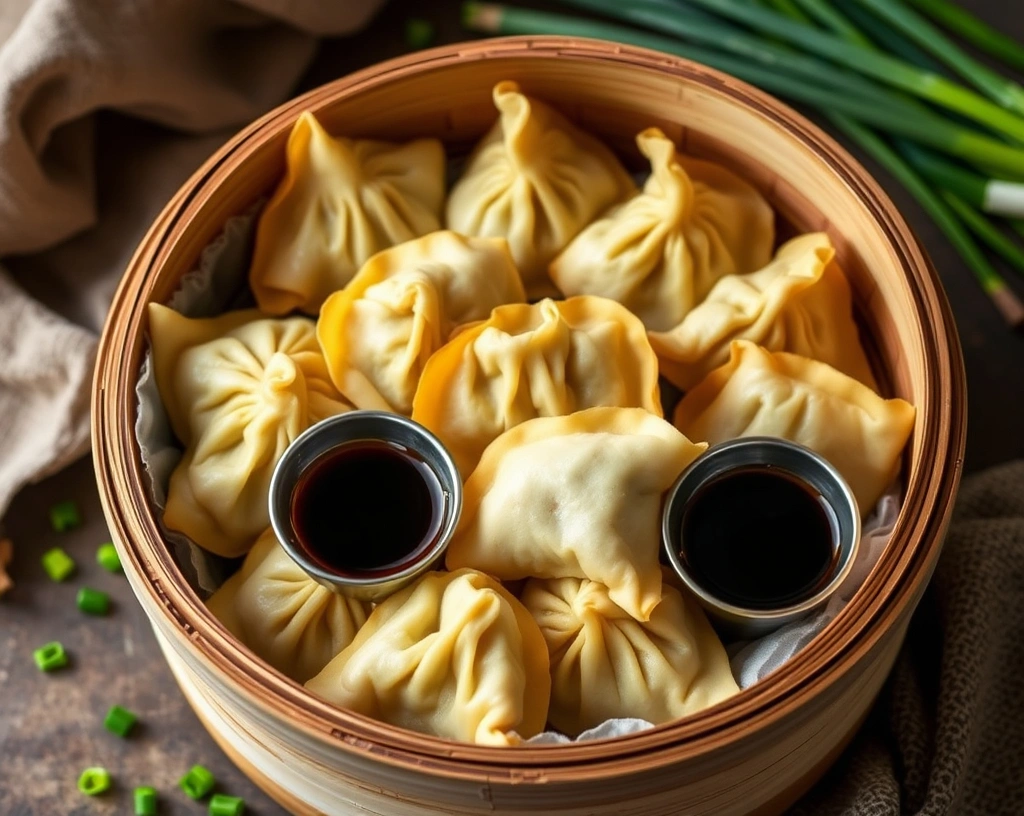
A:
[[305, 569, 550, 746], [206, 529, 370, 683], [446, 80, 636, 298], [549, 128, 774, 331], [149, 304, 352, 557], [521, 576, 739, 736], [446, 408, 707, 621], [674, 340, 915, 512], [249, 111, 445, 315], [649, 233, 878, 391], [316, 231, 526, 414], [411, 296, 663, 477]]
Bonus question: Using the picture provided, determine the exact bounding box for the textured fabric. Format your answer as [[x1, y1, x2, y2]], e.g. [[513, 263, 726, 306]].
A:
[[793, 461, 1024, 815], [0, 0, 385, 518]]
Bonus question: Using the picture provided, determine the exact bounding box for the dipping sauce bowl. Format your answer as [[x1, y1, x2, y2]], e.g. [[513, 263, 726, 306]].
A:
[[663, 437, 861, 639], [269, 411, 462, 602]]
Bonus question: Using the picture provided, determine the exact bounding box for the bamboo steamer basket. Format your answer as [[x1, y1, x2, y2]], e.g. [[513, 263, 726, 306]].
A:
[[93, 37, 966, 815]]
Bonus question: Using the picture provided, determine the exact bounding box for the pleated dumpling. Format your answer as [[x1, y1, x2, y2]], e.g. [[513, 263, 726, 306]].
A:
[[649, 233, 877, 391], [249, 111, 445, 315], [206, 529, 370, 683], [521, 576, 739, 736], [149, 304, 352, 557], [305, 569, 550, 746], [549, 128, 774, 331], [674, 340, 915, 512], [446, 80, 636, 298], [317, 231, 526, 414], [411, 296, 663, 477], [446, 408, 706, 621]]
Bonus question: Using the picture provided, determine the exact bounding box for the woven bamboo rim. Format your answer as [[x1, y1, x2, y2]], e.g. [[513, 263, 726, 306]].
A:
[[92, 36, 966, 790]]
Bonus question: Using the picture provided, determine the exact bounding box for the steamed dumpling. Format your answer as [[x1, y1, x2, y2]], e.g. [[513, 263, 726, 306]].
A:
[[206, 529, 369, 683], [521, 576, 739, 736], [411, 296, 663, 477], [249, 111, 445, 315], [446, 80, 636, 298], [317, 231, 526, 414], [674, 340, 915, 512], [305, 569, 550, 746], [149, 304, 352, 557], [446, 408, 706, 621], [649, 233, 878, 391], [549, 127, 774, 331]]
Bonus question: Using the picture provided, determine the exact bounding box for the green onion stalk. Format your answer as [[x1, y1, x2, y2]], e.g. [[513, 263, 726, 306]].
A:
[[831, 118, 1024, 326], [562, 0, 1024, 217], [461, 1, 1024, 326], [680, 0, 1024, 144], [905, 0, 1024, 73], [462, 3, 1024, 177], [790, 0, 872, 48], [943, 192, 1024, 278], [757, 0, 1024, 321], [849, 0, 1024, 115]]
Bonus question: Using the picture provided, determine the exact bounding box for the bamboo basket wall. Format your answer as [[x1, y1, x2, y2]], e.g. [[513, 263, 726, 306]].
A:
[[93, 37, 966, 816]]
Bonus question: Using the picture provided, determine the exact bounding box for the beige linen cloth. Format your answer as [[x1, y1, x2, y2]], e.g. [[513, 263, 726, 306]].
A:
[[0, 0, 385, 517], [1, 3, 1022, 814]]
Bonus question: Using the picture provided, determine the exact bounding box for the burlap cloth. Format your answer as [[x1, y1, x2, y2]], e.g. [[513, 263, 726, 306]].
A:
[[0, 1, 1020, 813]]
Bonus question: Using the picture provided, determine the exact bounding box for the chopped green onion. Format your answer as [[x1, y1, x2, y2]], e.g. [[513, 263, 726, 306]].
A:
[[180, 765, 216, 800], [34, 641, 69, 672], [103, 704, 137, 737], [405, 18, 435, 50], [680, 0, 1024, 144], [851, 0, 1024, 115], [77, 586, 111, 616], [97, 542, 122, 572], [905, 0, 1024, 74], [209, 793, 246, 816], [466, 3, 1024, 175], [41, 547, 75, 582], [77, 767, 111, 796], [134, 786, 157, 815], [49, 500, 81, 532]]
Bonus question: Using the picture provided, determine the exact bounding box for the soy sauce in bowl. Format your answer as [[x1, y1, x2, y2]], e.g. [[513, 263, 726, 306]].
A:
[[269, 411, 463, 601], [662, 437, 861, 639], [290, 440, 447, 579], [679, 466, 839, 610]]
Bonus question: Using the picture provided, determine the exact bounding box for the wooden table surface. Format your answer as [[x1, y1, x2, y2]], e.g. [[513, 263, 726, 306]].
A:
[[2, 1, 1023, 814]]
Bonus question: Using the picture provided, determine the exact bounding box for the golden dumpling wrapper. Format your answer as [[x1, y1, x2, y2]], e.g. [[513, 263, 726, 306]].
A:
[[649, 233, 878, 392], [250, 111, 446, 315], [674, 340, 915, 513], [411, 295, 663, 477], [305, 569, 550, 746], [550, 127, 775, 332], [149, 304, 352, 557], [446, 407, 707, 621], [317, 230, 526, 415], [446, 80, 636, 298], [521, 575, 739, 736], [206, 529, 370, 683]]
